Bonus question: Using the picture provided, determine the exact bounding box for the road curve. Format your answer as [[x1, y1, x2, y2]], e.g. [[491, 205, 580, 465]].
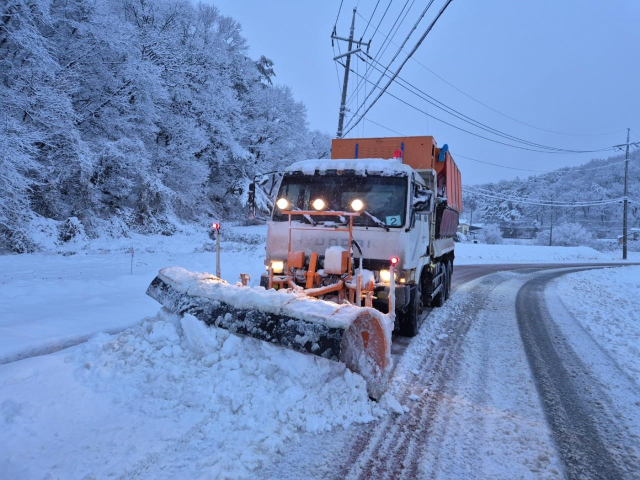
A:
[[260, 262, 639, 480], [516, 267, 639, 480]]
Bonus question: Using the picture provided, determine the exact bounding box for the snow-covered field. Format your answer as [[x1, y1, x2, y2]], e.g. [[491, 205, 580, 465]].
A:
[[454, 242, 639, 264], [554, 266, 640, 379], [0, 226, 268, 364]]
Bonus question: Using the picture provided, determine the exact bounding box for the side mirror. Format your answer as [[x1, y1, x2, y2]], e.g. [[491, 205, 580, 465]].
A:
[[412, 188, 433, 213]]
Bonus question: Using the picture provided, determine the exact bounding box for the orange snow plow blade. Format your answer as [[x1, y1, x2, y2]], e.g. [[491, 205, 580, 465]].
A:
[[146, 267, 392, 399]]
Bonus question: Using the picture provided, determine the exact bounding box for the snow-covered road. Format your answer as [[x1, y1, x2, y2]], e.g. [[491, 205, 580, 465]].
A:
[[517, 268, 640, 479], [260, 266, 640, 479]]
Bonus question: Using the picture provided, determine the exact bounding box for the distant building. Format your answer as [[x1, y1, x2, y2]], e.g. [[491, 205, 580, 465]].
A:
[[457, 221, 470, 236], [618, 228, 640, 244], [499, 223, 539, 239], [458, 218, 484, 236]]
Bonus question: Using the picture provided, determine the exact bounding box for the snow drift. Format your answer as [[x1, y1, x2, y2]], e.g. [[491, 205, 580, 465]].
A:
[[0, 309, 400, 479]]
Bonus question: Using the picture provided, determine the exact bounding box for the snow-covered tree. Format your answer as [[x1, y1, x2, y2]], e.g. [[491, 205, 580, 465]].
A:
[[481, 223, 503, 245], [535, 222, 594, 247], [1, 0, 328, 251]]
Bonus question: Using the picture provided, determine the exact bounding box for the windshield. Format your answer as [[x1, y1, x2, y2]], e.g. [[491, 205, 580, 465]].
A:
[[273, 173, 408, 228]]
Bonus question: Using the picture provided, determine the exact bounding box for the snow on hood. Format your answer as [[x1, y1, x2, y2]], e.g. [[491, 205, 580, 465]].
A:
[[286, 158, 413, 176]]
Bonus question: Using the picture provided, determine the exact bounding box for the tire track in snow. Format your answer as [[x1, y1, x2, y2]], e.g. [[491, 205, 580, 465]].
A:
[[339, 273, 510, 480], [516, 268, 638, 480], [260, 264, 638, 480]]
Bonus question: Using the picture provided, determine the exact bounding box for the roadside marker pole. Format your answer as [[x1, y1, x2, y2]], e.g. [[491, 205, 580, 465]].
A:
[[212, 223, 221, 278], [130, 247, 134, 275]]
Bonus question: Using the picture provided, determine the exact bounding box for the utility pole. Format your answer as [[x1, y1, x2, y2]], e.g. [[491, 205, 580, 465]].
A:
[[623, 128, 630, 260], [549, 208, 554, 247], [332, 8, 369, 138]]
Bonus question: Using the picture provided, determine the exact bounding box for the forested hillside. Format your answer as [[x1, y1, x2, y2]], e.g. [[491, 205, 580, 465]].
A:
[[463, 150, 640, 241], [1, 0, 330, 253]]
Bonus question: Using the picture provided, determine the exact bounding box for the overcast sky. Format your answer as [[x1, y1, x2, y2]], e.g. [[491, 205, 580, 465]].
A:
[[211, 0, 640, 184]]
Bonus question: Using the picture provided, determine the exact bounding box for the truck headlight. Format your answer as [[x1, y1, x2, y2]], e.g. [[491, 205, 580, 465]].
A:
[[379, 269, 391, 282], [271, 260, 284, 274]]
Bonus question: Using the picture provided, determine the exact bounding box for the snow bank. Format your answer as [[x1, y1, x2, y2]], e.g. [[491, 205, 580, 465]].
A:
[[454, 243, 610, 264], [554, 266, 640, 379], [0, 310, 395, 479], [154, 266, 394, 399]]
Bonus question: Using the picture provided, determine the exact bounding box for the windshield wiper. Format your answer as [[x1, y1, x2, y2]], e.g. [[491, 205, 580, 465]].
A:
[[288, 206, 316, 226], [313, 210, 347, 227], [362, 210, 390, 231]]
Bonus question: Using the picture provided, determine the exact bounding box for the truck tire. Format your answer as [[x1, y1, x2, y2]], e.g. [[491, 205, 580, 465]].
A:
[[444, 260, 452, 300], [430, 265, 445, 308], [399, 283, 422, 337]]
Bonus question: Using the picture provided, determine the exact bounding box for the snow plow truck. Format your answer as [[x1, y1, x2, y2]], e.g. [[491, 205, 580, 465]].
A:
[[146, 136, 462, 399]]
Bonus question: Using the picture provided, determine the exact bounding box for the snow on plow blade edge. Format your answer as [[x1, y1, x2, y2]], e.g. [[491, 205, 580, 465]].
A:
[[146, 267, 391, 399]]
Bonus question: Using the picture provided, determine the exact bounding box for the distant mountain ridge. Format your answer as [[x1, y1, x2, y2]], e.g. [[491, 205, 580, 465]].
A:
[[463, 150, 640, 240]]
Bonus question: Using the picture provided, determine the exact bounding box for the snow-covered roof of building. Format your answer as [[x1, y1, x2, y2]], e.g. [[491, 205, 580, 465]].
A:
[[286, 158, 414, 176]]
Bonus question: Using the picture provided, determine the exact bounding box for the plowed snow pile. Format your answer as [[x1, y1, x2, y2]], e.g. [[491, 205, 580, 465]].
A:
[[555, 266, 640, 379], [0, 310, 399, 479]]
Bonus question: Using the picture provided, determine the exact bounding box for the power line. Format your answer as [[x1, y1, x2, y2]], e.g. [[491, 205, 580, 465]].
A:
[[346, 0, 415, 110], [346, 0, 419, 114], [463, 186, 625, 207], [331, 45, 343, 96], [467, 185, 626, 204], [344, 0, 441, 132], [339, 61, 617, 154], [355, 53, 615, 154], [363, 117, 406, 136], [333, 0, 344, 31], [463, 189, 624, 208], [454, 152, 637, 174], [362, 19, 626, 138], [367, 0, 394, 45], [360, 0, 382, 39], [350, 0, 414, 103]]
